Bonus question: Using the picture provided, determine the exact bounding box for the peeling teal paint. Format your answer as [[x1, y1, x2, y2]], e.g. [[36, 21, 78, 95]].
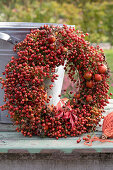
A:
[[27, 149, 42, 153], [94, 148, 102, 152], [61, 149, 73, 153]]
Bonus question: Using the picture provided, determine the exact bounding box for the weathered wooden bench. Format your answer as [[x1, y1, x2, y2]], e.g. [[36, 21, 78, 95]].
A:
[[0, 99, 113, 170]]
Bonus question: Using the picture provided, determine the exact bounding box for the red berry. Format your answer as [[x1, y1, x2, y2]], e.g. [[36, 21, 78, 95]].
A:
[[98, 64, 107, 74], [86, 80, 93, 88], [84, 72, 92, 80], [77, 138, 81, 143], [48, 36, 56, 44], [86, 95, 93, 102], [74, 93, 80, 99], [94, 74, 102, 82], [49, 95, 52, 98], [86, 33, 89, 36]]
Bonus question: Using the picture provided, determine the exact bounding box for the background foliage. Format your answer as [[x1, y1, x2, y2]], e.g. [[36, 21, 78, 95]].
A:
[[0, 0, 113, 44]]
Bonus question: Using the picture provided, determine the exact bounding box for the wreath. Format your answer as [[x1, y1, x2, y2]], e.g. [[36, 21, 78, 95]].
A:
[[0, 25, 110, 139]]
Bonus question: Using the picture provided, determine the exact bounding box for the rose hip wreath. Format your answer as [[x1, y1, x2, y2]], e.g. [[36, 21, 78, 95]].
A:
[[0, 25, 110, 139]]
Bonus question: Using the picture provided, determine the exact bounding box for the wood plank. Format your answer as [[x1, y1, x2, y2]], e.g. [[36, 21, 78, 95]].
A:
[[0, 131, 112, 153], [0, 124, 16, 132]]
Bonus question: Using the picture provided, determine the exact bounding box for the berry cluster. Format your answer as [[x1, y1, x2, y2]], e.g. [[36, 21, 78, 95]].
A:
[[0, 25, 110, 139]]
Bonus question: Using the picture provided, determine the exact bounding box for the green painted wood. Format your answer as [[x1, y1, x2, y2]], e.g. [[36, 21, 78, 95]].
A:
[[0, 131, 113, 153], [0, 124, 16, 132]]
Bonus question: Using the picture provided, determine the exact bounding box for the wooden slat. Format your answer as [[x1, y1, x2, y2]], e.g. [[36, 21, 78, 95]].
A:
[[0, 131, 112, 153]]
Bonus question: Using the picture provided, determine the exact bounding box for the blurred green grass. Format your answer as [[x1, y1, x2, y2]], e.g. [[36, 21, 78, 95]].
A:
[[105, 49, 113, 72], [105, 48, 113, 98]]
